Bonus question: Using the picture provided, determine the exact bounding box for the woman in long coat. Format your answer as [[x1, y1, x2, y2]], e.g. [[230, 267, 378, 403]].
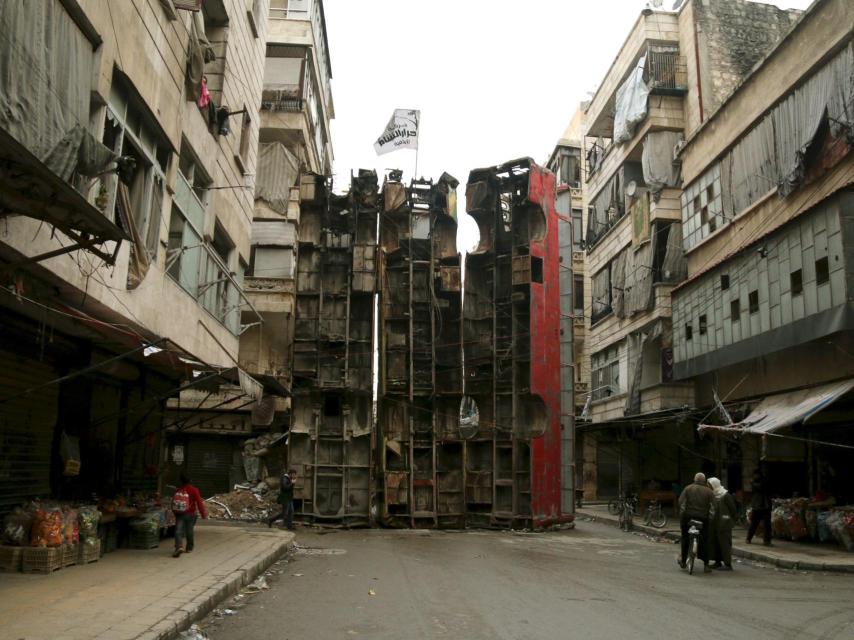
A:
[[708, 477, 738, 570]]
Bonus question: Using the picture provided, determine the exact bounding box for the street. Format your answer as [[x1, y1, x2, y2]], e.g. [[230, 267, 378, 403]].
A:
[[204, 520, 854, 640]]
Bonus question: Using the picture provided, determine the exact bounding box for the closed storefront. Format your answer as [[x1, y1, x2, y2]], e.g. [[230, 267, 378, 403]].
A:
[[0, 349, 60, 514]]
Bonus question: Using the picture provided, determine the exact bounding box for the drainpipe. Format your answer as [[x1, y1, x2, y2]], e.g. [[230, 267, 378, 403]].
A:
[[692, 16, 705, 123]]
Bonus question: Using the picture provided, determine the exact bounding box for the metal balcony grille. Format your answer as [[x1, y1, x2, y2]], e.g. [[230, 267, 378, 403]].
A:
[[646, 48, 687, 94]]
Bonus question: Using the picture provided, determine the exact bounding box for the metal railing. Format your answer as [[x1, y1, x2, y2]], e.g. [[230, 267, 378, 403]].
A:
[[261, 86, 304, 113], [646, 50, 687, 93]]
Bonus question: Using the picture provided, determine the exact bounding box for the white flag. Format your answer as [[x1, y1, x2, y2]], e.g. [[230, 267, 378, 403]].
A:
[[374, 109, 419, 155]]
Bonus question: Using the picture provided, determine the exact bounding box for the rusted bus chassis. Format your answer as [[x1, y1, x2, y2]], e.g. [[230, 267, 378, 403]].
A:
[[289, 171, 378, 526], [463, 158, 569, 528], [377, 172, 464, 528], [290, 159, 569, 529]]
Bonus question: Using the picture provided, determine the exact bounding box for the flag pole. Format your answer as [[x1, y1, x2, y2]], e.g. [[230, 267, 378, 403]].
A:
[[413, 111, 420, 180]]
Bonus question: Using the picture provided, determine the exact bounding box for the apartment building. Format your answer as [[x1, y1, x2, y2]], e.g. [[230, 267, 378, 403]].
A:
[[166, 0, 338, 495], [0, 0, 283, 505], [670, 0, 854, 501], [575, 0, 801, 501]]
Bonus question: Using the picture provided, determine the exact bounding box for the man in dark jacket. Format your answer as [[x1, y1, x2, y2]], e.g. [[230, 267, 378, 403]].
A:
[[267, 469, 297, 530], [746, 470, 773, 546], [678, 472, 715, 573]]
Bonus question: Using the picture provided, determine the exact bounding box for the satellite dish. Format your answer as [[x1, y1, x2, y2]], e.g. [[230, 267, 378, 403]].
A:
[[626, 180, 638, 198]]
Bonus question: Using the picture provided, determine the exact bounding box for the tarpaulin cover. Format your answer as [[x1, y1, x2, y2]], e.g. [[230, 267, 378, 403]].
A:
[[642, 131, 682, 196], [696, 42, 853, 223], [699, 378, 854, 434], [0, 1, 114, 181], [614, 55, 650, 144], [255, 143, 299, 215]]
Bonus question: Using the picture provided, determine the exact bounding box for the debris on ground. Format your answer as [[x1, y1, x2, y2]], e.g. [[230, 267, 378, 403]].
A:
[[246, 576, 270, 592], [205, 488, 278, 522], [179, 624, 209, 640]]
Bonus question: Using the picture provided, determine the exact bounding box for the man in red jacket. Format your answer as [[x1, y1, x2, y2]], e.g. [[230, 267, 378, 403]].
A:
[[172, 472, 207, 558]]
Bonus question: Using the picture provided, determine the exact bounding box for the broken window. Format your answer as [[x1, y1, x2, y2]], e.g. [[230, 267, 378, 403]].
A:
[[103, 75, 170, 281], [731, 299, 741, 322]]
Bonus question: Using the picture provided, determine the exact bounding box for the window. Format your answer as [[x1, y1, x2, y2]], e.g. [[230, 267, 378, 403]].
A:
[[201, 0, 229, 103], [790, 269, 803, 295], [591, 344, 621, 400], [571, 208, 584, 251], [731, 299, 741, 322], [685, 323, 693, 341], [699, 314, 707, 335], [591, 264, 612, 324], [558, 149, 581, 188], [573, 275, 584, 316], [236, 106, 252, 173], [816, 257, 829, 285], [530, 256, 543, 284], [749, 290, 759, 314], [720, 274, 730, 290], [103, 76, 170, 268], [166, 204, 202, 296], [681, 165, 723, 251], [264, 45, 307, 111]]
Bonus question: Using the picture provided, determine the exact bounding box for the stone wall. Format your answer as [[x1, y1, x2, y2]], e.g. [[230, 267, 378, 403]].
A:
[[694, 0, 800, 118]]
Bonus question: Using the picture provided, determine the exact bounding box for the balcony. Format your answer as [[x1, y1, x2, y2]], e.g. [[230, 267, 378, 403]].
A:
[[646, 48, 687, 96], [262, 84, 304, 113]]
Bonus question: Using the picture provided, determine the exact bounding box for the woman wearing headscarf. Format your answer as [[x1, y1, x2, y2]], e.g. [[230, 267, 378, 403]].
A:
[[708, 477, 737, 570]]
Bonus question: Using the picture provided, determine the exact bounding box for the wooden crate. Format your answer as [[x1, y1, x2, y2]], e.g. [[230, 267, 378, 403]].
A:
[[77, 540, 100, 564], [128, 529, 160, 550], [22, 547, 62, 574], [62, 544, 77, 567], [0, 545, 24, 572]]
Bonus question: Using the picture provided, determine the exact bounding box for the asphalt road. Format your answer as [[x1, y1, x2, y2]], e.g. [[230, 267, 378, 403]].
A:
[[203, 520, 854, 640]]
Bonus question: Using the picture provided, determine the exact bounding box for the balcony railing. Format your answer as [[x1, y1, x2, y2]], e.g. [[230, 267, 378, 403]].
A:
[[646, 49, 687, 95], [261, 86, 304, 113]]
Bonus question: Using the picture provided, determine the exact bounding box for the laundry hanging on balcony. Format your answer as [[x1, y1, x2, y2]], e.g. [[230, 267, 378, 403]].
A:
[[642, 131, 682, 198], [613, 55, 650, 144]]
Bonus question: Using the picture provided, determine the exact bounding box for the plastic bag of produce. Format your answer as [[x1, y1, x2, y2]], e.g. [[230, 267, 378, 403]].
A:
[[61, 506, 79, 545], [787, 509, 808, 540], [77, 506, 100, 541], [130, 512, 161, 536], [839, 512, 854, 552], [30, 508, 63, 547], [817, 511, 834, 543], [2, 507, 33, 546], [771, 506, 789, 539]]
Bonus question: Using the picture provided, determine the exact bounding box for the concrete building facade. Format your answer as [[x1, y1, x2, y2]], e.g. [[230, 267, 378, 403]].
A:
[[0, 0, 279, 505], [573, 0, 802, 502], [670, 0, 854, 501]]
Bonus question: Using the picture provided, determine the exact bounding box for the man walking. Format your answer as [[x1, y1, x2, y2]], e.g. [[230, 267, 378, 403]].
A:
[[268, 469, 297, 530], [172, 472, 207, 558], [746, 469, 773, 546], [678, 472, 715, 573]]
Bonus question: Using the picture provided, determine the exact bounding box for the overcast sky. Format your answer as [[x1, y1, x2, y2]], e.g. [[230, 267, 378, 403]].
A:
[[323, 0, 813, 253]]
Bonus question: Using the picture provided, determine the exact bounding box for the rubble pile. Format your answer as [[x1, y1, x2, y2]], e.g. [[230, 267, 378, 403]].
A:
[[205, 485, 278, 522]]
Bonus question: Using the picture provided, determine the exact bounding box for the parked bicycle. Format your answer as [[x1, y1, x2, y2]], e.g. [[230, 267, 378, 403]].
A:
[[643, 499, 668, 528], [607, 493, 638, 517], [686, 518, 704, 575]]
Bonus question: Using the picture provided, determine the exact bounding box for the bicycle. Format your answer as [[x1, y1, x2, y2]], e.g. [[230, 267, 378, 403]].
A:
[[608, 493, 638, 517], [686, 519, 703, 575], [643, 499, 667, 529]]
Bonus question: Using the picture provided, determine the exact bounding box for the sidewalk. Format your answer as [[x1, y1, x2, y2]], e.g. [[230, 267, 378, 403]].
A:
[[577, 504, 854, 573], [0, 523, 294, 640]]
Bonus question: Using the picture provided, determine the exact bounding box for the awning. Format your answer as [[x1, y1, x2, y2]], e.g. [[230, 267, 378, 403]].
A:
[[0, 128, 129, 265], [699, 379, 854, 434]]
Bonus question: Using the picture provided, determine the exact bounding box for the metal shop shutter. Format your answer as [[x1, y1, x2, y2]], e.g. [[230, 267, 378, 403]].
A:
[[186, 436, 235, 498], [0, 350, 59, 514]]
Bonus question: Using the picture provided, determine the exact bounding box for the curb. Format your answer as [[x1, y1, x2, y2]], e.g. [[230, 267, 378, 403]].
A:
[[577, 510, 854, 574], [140, 530, 295, 640]]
